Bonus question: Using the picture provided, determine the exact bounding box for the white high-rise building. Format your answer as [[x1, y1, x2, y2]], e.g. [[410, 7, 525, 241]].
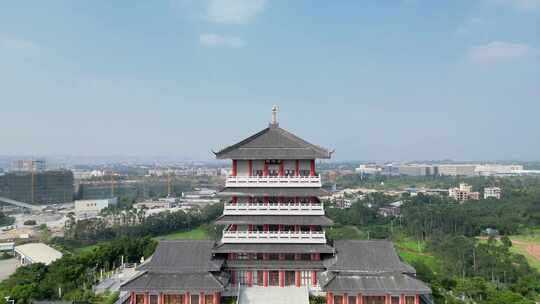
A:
[[484, 187, 502, 199]]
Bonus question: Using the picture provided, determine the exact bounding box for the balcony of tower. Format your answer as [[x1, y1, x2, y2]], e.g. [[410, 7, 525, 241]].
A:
[[224, 197, 324, 215], [221, 225, 326, 244], [227, 159, 321, 188]]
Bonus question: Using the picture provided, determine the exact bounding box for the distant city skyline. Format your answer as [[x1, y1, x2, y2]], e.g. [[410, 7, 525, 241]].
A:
[[1, 1, 539, 161]]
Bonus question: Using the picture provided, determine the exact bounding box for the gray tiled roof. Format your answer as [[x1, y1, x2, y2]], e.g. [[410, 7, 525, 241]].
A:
[[319, 272, 431, 295], [146, 240, 223, 273], [121, 240, 229, 293], [215, 215, 334, 226], [121, 272, 227, 293], [219, 187, 329, 197], [226, 259, 326, 270], [325, 240, 411, 273], [212, 243, 335, 254], [214, 124, 332, 160]]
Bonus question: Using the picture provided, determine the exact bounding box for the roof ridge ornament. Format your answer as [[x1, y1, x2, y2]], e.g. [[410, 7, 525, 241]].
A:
[[270, 105, 279, 127]]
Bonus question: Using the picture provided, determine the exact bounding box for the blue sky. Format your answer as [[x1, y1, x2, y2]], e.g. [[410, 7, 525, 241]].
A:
[[1, 0, 539, 161]]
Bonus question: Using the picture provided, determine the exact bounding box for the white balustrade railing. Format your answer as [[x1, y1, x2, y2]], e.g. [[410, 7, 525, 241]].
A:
[[223, 203, 324, 215], [221, 230, 326, 244], [225, 175, 322, 188]]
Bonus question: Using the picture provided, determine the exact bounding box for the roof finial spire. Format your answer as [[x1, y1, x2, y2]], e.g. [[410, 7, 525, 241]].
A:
[[271, 105, 278, 126]]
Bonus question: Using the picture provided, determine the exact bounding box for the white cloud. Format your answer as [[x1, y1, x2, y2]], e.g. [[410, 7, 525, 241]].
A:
[[468, 41, 536, 63], [0, 34, 39, 51], [207, 0, 267, 24], [199, 33, 246, 48], [488, 0, 540, 12]]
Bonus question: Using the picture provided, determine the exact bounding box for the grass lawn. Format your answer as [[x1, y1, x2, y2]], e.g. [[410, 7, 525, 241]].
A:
[[393, 237, 439, 271], [509, 232, 540, 272], [326, 225, 366, 240], [510, 243, 540, 271], [153, 226, 210, 241], [477, 234, 540, 272], [73, 243, 100, 254]]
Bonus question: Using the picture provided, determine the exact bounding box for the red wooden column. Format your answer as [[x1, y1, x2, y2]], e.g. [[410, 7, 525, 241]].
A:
[[263, 161, 269, 176], [184, 293, 190, 304], [247, 271, 253, 287], [263, 271, 269, 287], [295, 271, 301, 287], [200, 292, 205, 304], [279, 161, 284, 176], [415, 294, 420, 304], [143, 292, 149, 304], [213, 292, 220, 304], [248, 160, 253, 176], [278, 271, 285, 287], [232, 160, 237, 176], [130, 292, 135, 304], [326, 292, 334, 304], [231, 271, 237, 285], [386, 294, 391, 304], [159, 293, 163, 304], [311, 271, 317, 285], [343, 294, 348, 304], [310, 159, 316, 176], [357, 294, 363, 304], [399, 295, 404, 304], [295, 160, 300, 176]]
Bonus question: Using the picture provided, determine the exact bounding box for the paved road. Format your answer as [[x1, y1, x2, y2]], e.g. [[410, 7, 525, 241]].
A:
[[94, 267, 138, 294], [0, 258, 18, 282]]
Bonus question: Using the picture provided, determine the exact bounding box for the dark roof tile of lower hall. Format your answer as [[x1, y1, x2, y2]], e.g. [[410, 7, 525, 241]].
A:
[[225, 259, 326, 270], [319, 272, 431, 295], [121, 272, 228, 293], [324, 240, 412, 273], [146, 240, 223, 273], [212, 243, 335, 254]]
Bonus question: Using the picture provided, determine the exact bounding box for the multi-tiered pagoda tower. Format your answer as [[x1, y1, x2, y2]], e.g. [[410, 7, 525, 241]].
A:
[[122, 107, 431, 304], [213, 106, 333, 295]]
